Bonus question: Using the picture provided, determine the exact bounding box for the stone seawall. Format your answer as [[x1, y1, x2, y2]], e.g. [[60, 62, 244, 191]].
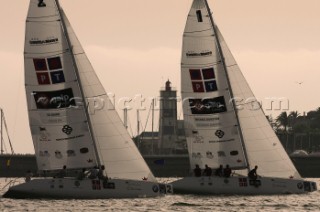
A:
[[0, 154, 318, 178]]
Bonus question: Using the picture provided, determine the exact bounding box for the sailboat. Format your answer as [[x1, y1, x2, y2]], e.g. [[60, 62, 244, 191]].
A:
[[3, 0, 172, 199], [172, 0, 317, 194]]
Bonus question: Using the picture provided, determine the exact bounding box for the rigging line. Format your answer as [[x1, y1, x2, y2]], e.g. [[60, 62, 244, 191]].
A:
[[2, 112, 14, 154], [140, 102, 153, 141], [11, 66, 23, 154], [127, 111, 134, 138]]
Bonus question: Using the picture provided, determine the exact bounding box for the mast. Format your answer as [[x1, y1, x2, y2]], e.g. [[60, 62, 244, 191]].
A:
[[55, 0, 102, 168], [137, 109, 140, 149], [204, 0, 250, 171], [123, 108, 128, 129], [151, 99, 155, 155]]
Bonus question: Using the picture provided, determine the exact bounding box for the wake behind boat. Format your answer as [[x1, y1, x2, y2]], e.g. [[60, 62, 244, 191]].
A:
[[3, 0, 172, 199], [172, 0, 317, 195]]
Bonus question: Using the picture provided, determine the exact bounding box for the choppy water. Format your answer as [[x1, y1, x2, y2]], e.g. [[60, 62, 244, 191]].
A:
[[0, 178, 320, 211]]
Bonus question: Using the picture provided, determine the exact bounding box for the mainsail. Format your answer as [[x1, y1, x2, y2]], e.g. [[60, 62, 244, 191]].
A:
[[181, 0, 248, 170], [182, 0, 300, 178], [25, 0, 155, 181]]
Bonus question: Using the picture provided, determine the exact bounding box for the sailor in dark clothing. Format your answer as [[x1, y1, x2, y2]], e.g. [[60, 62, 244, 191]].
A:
[[215, 164, 223, 177], [194, 164, 202, 177], [97, 165, 106, 180], [203, 164, 212, 176], [224, 164, 232, 178], [248, 165, 258, 180]]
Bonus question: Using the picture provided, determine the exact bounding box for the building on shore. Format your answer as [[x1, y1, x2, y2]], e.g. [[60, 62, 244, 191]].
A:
[[135, 80, 187, 156]]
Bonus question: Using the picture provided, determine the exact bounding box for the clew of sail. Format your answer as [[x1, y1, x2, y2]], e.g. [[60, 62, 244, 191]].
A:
[[216, 26, 301, 178], [60, 10, 156, 182], [181, 0, 248, 171]]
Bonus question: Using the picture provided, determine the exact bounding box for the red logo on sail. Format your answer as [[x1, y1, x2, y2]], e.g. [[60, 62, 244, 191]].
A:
[[189, 68, 217, 92]]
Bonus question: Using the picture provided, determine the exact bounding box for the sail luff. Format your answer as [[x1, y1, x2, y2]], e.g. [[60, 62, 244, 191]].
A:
[[203, 0, 250, 170], [54, 0, 102, 168]]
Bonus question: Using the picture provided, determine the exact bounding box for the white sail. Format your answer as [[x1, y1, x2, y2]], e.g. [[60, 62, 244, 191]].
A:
[[181, 0, 300, 179], [216, 26, 300, 178], [25, 0, 156, 181], [60, 10, 156, 181], [181, 0, 248, 170], [25, 0, 97, 170]]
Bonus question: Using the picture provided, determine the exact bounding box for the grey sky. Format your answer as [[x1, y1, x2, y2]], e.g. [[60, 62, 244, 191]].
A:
[[0, 0, 319, 153]]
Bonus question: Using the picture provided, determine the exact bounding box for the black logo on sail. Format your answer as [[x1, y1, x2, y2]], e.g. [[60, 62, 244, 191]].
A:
[[33, 88, 76, 109], [189, 96, 227, 115], [215, 130, 225, 138], [62, 125, 73, 135], [38, 0, 46, 7]]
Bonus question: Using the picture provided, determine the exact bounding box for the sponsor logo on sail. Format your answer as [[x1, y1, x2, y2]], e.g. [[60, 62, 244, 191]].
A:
[[206, 151, 214, 159], [215, 130, 225, 138], [30, 37, 58, 45], [189, 96, 227, 114], [189, 68, 217, 93], [33, 88, 76, 109], [39, 127, 51, 141], [186, 50, 212, 57], [38, 0, 46, 7], [55, 150, 63, 159], [67, 150, 76, 157], [40, 112, 67, 124], [192, 152, 202, 159], [56, 134, 85, 141], [39, 150, 50, 157], [209, 138, 235, 143], [33, 57, 65, 85], [194, 117, 220, 127], [62, 125, 73, 135], [218, 151, 226, 157], [192, 135, 204, 143]]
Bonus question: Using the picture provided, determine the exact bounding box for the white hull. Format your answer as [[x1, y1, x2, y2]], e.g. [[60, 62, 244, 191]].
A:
[[3, 178, 172, 199], [172, 176, 317, 195]]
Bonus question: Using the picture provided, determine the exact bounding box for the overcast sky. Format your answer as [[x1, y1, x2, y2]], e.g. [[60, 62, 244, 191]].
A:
[[0, 0, 319, 153]]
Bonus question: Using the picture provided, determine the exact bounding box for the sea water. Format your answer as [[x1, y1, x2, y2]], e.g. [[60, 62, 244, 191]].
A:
[[0, 178, 319, 211]]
